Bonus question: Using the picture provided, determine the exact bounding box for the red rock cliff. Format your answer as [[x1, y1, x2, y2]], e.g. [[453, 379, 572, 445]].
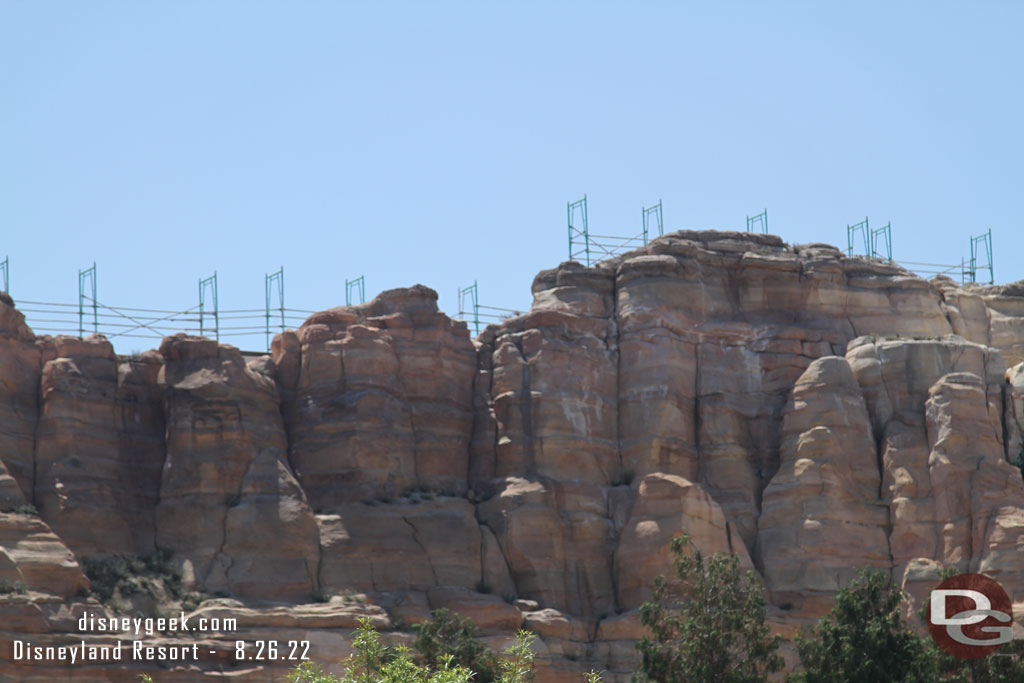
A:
[[1, 232, 1024, 681]]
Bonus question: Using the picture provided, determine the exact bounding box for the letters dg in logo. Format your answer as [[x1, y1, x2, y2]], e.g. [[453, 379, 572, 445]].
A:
[[928, 573, 1014, 659]]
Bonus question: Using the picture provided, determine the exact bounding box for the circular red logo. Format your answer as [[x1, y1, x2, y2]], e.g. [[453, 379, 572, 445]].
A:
[[927, 573, 1014, 659]]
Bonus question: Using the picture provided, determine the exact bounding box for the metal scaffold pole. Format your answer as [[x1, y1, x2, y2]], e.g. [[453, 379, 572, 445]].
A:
[[568, 195, 590, 266], [78, 262, 97, 337], [458, 281, 480, 335], [969, 229, 994, 285], [456, 280, 524, 335], [265, 267, 284, 351], [0, 256, 8, 293], [871, 222, 893, 261], [746, 209, 768, 234], [346, 276, 366, 306], [643, 200, 663, 244], [199, 271, 219, 342], [567, 195, 661, 264], [847, 217, 870, 257]]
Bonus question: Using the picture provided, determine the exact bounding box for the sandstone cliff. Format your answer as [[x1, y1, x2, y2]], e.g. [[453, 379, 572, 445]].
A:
[[1, 232, 1023, 681]]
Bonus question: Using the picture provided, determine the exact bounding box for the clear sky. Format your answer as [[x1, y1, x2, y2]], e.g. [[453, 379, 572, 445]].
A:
[[3, 2, 1022, 353]]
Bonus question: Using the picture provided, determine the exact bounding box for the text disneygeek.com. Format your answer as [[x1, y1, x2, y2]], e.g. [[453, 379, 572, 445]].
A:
[[10, 612, 309, 664]]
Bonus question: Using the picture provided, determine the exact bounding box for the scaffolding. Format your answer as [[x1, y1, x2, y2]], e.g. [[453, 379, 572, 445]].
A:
[[747, 209, 768, 234], [199, 272, 219, 342], [846, 217, 893, 261], [346, 276, 365, 306], [11, 264, 322, 349], [846, 218, 871, 257], [895, 257, 972, 282], [457, 280, 524, 336], [458, 281, 480, 335], [78, 263, 98, 337], [845, 221, 995, 286], [871, 222, 893, 261], [265, 267, 284, 351], [568, 195, 665, 266], [643, 200, 664, 243], [0, 256, 8, 293], [568, 196, 590, 264], [967, 229, 994, 285]]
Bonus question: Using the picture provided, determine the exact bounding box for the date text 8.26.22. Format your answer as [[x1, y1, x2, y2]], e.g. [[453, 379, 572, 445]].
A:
[[234, 640, 310, 661]]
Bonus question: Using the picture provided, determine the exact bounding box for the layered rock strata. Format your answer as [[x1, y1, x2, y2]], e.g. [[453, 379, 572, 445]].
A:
[[34, 335, 164, 557], [273, 286, 477, 509], [154, 334, 320, 601], [1, 231, 1024, 682]]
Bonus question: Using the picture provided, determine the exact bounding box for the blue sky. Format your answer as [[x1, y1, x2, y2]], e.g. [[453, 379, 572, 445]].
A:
[[3, 2, 1021, 352]]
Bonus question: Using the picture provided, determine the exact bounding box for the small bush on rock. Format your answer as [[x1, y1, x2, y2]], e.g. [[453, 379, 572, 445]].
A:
[[287, 617, 548, 683], [82, 550, 183, 608], [414, 608, 499, 683]]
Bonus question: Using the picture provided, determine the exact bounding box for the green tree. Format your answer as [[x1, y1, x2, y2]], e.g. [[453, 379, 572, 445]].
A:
[[633, 534, 783, 683], [926, 639, 1024, 683], [287, 617, 542, 683], [496, 629, 537, 683], [413, 608, 500, 683], [790, 569, 934, 683], [288, 617, 474, 683]]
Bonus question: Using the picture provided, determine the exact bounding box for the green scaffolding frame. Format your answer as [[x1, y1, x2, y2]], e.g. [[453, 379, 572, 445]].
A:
[[846, 217, 870, 257], [457, 280, 524, 336], [643, 201, 664, 243], [346, 275, 366, 306], [967, 229, 994, 285], [847, 217, 893, 260], [747, 209, 768, 234], [568, 195, 591, 264], [568, 195, 664, 266], [871, 222, 892, 261], [78, 262, 98, 337], [458, 281, 480, 335], [265, 267, 284, 351], [199, 271, 219, 341]]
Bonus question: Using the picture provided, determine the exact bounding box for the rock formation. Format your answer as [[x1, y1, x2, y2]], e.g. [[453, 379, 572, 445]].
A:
[[155, 334, 320, 601], [273, 286, 477, 508], [34, 335, 164, 557], [756, 355, 889, 616], [1, 231, 1024, 682], [0, 294, 42, 503]]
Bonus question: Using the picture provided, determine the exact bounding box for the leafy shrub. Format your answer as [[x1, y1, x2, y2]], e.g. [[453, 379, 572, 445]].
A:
[[1, 503, 39, 516], [633, 534, 783, 683], [791, 569, 932, 683], [82, 550, 183, 605], [414, 608, 499, 683], [792, 566, 1024, 682], [289, 616, 475, 683], [287, 617, 546, 683]]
